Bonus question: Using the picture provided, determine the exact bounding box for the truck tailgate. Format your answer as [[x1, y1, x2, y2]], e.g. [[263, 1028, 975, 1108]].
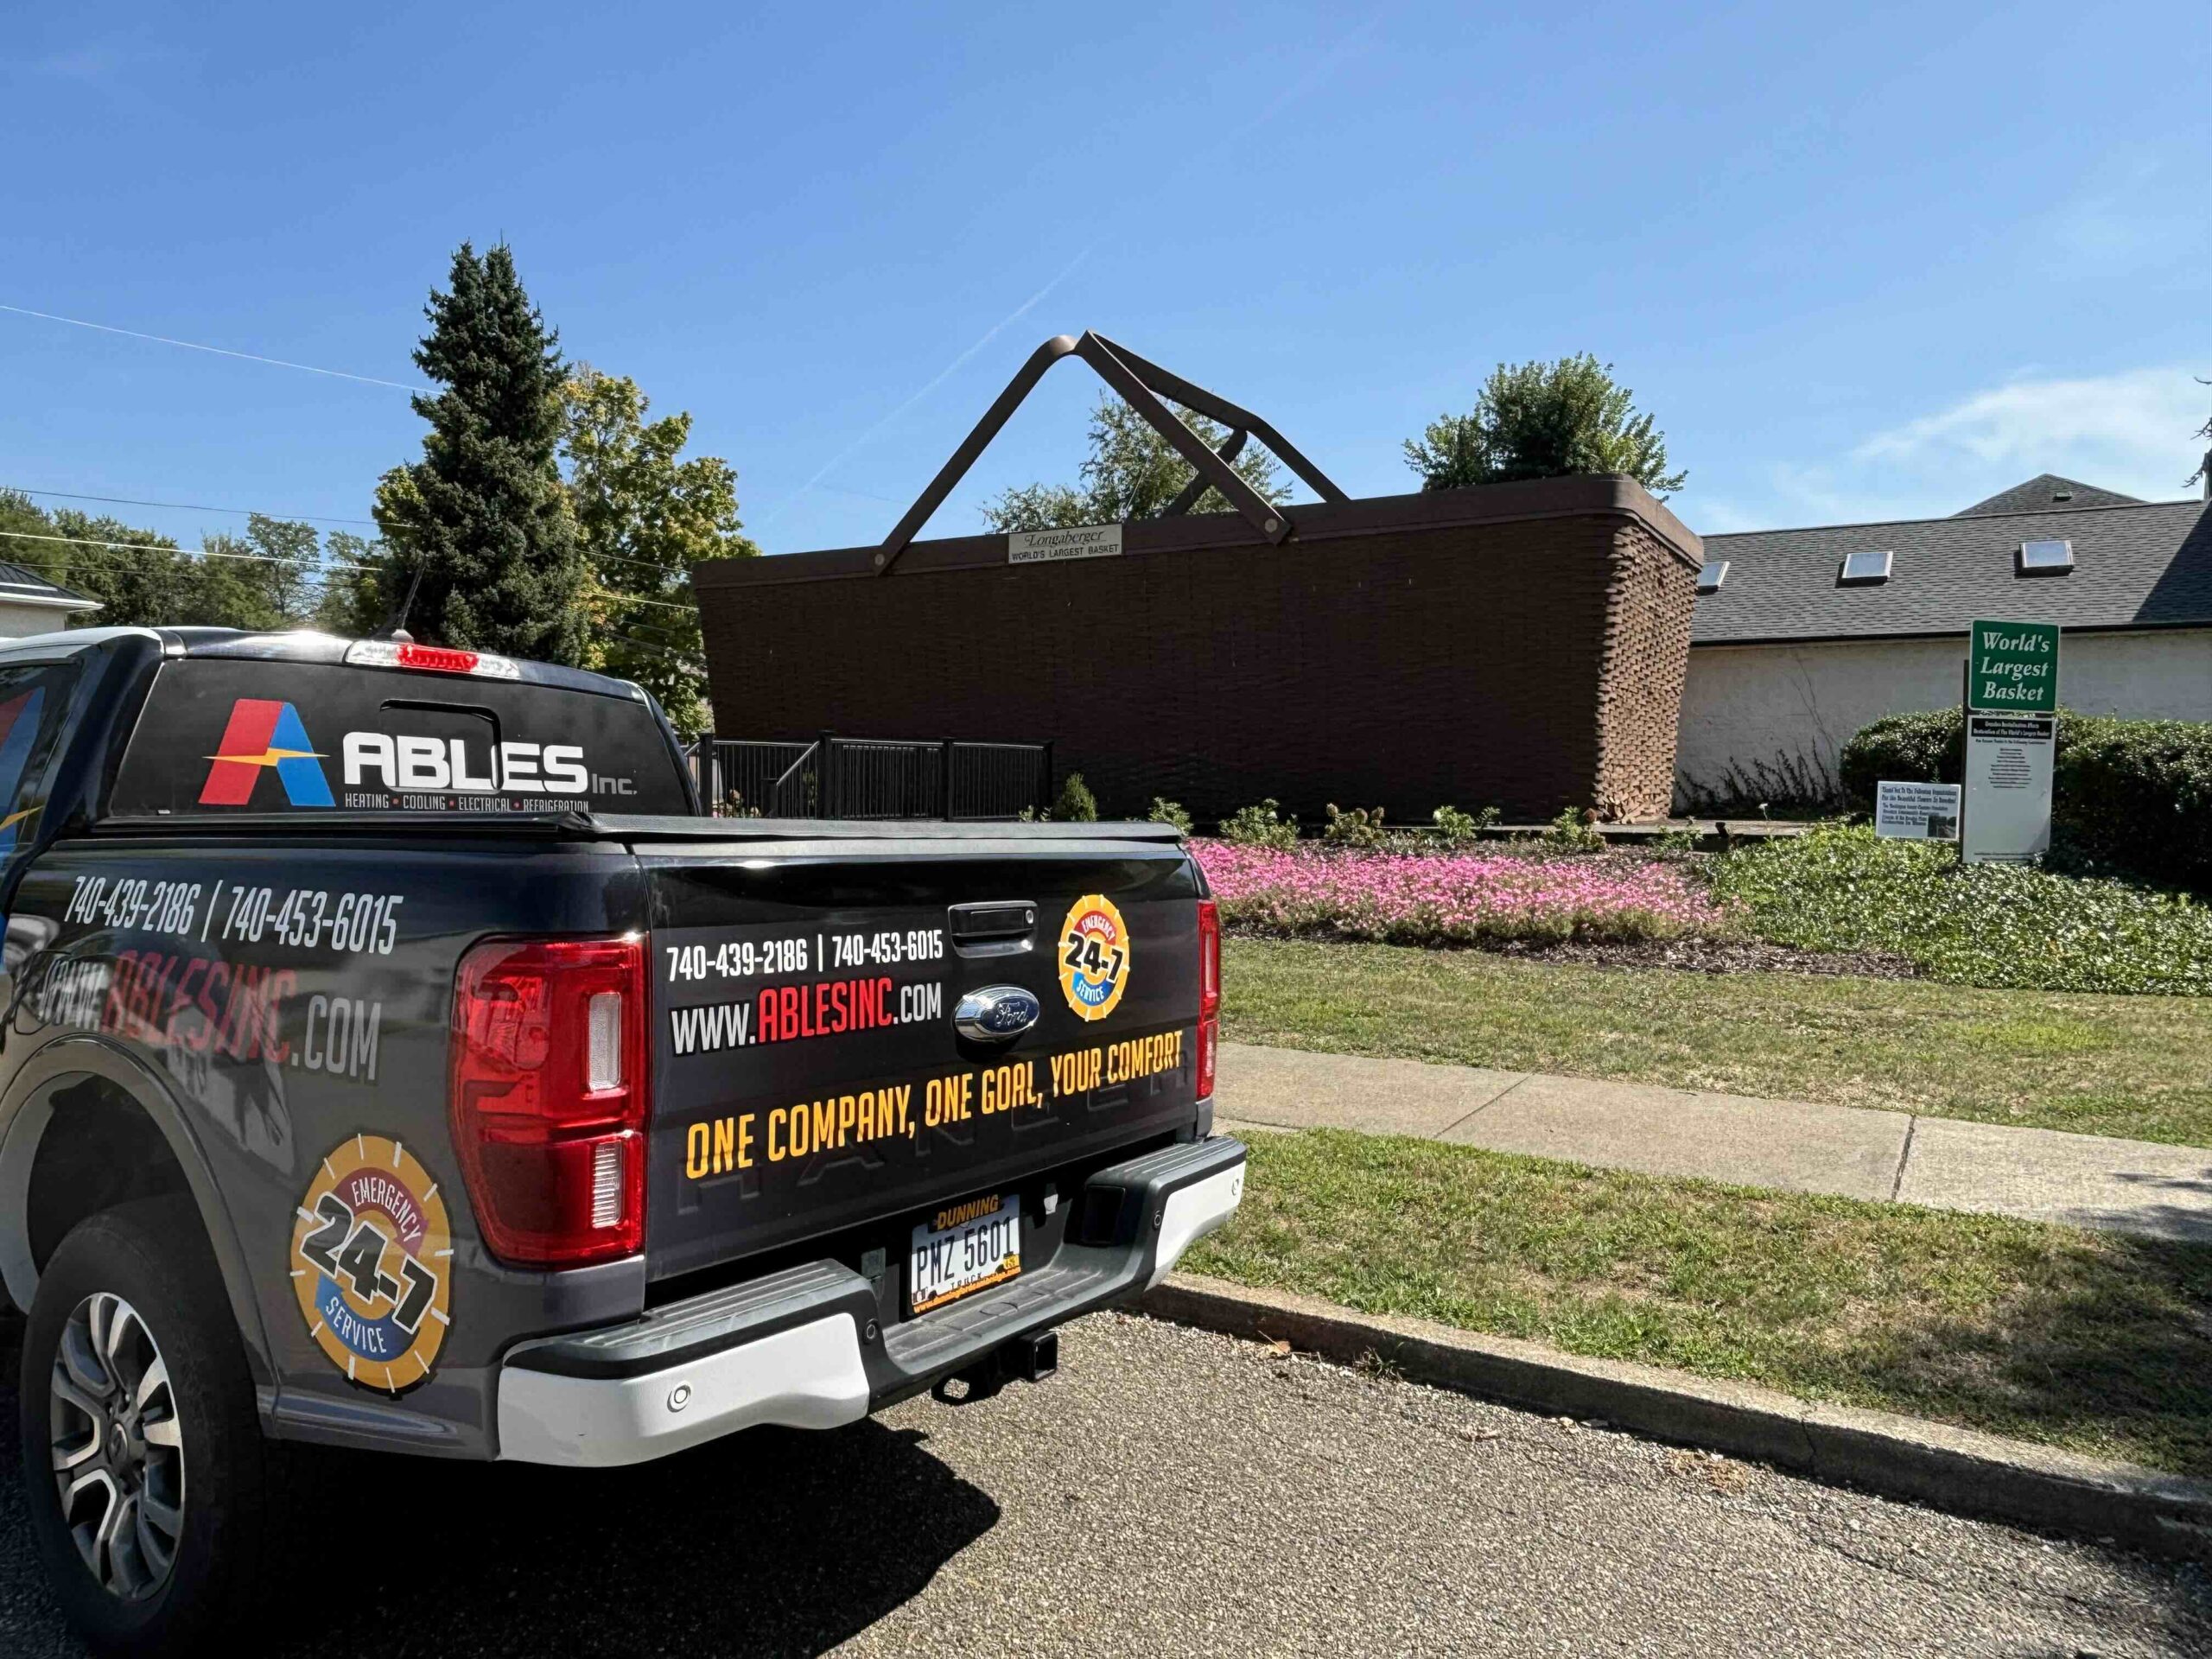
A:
[[641, 839, 1203, 1282]]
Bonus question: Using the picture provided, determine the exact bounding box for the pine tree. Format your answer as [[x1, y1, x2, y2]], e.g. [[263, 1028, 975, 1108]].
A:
[[368, 243, 586, 660]]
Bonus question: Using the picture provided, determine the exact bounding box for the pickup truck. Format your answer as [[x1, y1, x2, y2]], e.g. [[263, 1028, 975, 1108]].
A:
[[0, 626, 1243, 1655]]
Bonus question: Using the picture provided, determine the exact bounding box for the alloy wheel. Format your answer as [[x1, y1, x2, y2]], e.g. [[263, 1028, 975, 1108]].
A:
[[48, 1291, 187, 1601]]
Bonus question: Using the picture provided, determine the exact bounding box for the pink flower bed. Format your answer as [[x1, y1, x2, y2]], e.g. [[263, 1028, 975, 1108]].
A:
[[1192, 841, 1733, 946]]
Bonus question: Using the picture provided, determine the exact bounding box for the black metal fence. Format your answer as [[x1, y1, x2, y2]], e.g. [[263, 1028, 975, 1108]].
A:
[[685, 733, 1052, 820]]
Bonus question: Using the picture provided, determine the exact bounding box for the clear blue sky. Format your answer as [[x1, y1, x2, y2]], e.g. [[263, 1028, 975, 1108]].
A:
[[2, 1, 2204, 563]]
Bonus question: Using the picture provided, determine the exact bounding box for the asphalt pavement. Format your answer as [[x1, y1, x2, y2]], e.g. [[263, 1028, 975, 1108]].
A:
[[2, 1312, 2206, 1656]]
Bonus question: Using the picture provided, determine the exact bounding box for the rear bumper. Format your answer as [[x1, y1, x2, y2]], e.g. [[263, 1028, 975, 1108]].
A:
[[496, 1135, 1247, 1467]]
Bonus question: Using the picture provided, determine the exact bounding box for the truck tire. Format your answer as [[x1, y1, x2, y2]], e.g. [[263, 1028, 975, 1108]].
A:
[[17, 1197, 280, 1656]]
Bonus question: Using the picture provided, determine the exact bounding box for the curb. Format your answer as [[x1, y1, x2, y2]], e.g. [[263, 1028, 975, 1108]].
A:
[[1142, 1274, 2212, 1563]]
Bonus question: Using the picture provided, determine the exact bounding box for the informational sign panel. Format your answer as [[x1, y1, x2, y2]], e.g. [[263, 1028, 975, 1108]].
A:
[[1966, 620, 2059, 714], [1874, 780, 1961, 841], [1961, 715, 2056, 861], [1007, 524, 1123, 565]]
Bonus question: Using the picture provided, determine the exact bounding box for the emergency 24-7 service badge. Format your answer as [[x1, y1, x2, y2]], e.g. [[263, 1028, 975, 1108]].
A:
[[291, 1135, 452, 1395], [1057, 893, 1131, 1022]]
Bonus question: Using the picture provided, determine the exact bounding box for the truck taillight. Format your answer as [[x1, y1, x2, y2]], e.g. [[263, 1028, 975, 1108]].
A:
[[451, 937, 647, 1268], [1197, 899, 1220, 1101]]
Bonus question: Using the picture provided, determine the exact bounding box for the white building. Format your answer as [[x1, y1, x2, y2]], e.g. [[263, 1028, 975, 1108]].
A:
[[0, 561, 99, 639], [1675, 474, 2212, 806]]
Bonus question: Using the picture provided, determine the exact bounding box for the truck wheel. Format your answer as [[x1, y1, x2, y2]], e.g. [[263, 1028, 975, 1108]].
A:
[[18, 1197, 278, 1656]]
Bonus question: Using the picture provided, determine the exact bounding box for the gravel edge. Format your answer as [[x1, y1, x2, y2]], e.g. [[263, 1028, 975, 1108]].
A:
[[1143, 1273, 2212, 1564]]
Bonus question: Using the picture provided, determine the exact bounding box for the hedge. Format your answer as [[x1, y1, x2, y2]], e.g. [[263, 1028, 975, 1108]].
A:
[[1839, 709, 2212, 893]]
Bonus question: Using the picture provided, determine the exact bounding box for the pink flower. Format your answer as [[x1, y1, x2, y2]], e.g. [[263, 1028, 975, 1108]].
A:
[[1191, 842, 1732, 946]]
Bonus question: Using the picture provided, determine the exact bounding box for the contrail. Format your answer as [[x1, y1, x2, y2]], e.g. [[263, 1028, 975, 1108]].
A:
[[760, 13, 1385, 537], [0, 303, 425, 391], [759, 244, 1094, 528]]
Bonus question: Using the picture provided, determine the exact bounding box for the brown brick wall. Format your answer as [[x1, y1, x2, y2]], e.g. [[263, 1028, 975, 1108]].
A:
[[696, 477, 1701, 823], [1592, 519, 1700, 819]]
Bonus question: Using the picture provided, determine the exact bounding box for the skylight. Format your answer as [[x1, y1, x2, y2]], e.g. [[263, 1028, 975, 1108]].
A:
[[1838, 550, 1892, 586], [1695, 559, 1728, 594], [2018, 538, 2074, 576]]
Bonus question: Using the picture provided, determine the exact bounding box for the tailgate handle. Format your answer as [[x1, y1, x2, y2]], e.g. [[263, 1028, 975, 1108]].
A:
[[948, 901, 1036, 957]]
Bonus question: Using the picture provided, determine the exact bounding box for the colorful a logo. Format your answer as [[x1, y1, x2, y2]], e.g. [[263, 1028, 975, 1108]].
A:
[[200, 700, 334, 808]]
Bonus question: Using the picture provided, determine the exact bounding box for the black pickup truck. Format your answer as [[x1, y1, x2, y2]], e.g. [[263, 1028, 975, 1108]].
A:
[[0, 626, 1243, 1654]]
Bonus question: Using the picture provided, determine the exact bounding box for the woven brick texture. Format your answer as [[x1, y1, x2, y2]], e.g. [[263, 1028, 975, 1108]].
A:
[[699, 483, 1700, 823]]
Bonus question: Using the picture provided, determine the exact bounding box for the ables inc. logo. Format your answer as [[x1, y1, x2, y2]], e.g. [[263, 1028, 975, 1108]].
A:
[[199, 699, 335, 809]]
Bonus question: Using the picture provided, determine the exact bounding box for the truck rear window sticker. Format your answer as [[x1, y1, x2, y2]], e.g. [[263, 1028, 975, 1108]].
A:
[[111, 658, 693, 816], [1057, 893, 1131, 1021], [200, 699, 335, 808], [0, 684, 50, 851], [291, 1135, 452, 1395]]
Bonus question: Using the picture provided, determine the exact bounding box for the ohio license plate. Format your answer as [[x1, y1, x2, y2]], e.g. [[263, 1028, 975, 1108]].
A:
[[909, 1193, 1021, 1314]]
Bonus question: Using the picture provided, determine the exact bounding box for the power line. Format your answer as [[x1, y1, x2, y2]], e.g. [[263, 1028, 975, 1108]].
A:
[[607, 632, 704, 667], [0, 304, 424, 391], [601, 597, 694, 623], [4, 484, 733, 588], [0, 484, 384, 527], [607, 609, 704, 642], [0, 527, 369, 568]]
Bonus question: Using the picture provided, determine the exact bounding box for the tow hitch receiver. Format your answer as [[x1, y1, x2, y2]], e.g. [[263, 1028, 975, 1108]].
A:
[[931, 1332, 1060, 1405]]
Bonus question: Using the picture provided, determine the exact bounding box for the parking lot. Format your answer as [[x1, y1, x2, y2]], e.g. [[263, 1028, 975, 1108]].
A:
[[2, 1311, 2205, 1656]]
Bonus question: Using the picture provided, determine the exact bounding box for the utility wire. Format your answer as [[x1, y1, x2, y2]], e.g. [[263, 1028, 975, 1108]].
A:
[[0, 304, 424, 391], [0, 484, 385, 527], [6, 483, 734, 586], [607, 631, 705, 667], [0, 528, 370, 568]]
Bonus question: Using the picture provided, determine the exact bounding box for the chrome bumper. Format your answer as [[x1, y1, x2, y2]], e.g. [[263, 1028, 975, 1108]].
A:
[[497, 1135, 1247, 1468]]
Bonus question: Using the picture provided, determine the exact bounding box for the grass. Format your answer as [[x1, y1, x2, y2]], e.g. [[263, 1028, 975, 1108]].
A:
[[1225, 937, 2212, 1145], [1712, 824, 2212, 996], [1185, 1128, 2212, 1476]]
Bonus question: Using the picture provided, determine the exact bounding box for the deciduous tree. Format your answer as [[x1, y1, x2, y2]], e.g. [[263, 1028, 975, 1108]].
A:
[[563, 367, 757, 734], [982, 394, 1286, 531], [1404, 354, 1684, 497]]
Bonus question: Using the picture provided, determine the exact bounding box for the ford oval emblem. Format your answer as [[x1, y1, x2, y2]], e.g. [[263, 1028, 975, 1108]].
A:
[[953, 984, 1041, 1044]]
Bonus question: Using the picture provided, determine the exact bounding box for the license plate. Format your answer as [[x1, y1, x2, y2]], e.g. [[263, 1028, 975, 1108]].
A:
[[909, 1193, 1021, 1314]]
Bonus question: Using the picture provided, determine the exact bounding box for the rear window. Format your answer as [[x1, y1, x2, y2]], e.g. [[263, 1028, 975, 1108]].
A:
[[109, 658, 693, 818]]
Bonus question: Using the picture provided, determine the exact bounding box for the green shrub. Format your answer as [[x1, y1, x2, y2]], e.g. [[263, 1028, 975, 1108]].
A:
[[1148, 798, 1193, 835], [1840, 709, 2212, 893], [2055, 719, 2212, 893], [1838, 710, 1964, 810], [1053, 772, 1098, 823], [1712, 824, 2212, 995], [1541, 806, 1606, 852], [1221, 798, 1300, 849], [1431, 804, 1501, 844], [1322, 804, 1389, 849]]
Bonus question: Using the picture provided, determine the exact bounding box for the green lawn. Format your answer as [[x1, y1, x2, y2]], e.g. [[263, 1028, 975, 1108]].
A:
[[1185, 1128, 2212, 1475], [1225, 937, 2212, 1146]]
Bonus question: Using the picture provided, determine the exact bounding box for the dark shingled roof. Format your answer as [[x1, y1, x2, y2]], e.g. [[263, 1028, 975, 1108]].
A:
[[1955, 474, 2143, 516], [1691, 497, 2212, 645], [0, 561, 95, 607]]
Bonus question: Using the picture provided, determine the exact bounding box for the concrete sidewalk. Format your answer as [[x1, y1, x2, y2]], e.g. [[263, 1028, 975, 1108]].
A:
[[1216, 1042, 2212, 1243]]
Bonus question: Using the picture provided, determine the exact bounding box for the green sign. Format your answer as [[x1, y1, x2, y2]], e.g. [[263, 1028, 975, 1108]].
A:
[[1967, 620, 2059, 714]]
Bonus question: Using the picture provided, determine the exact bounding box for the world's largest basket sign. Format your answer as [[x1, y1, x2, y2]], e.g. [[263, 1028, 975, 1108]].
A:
[[1961, 619, 2059, 865], [1967, 620, 2058, 715]]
